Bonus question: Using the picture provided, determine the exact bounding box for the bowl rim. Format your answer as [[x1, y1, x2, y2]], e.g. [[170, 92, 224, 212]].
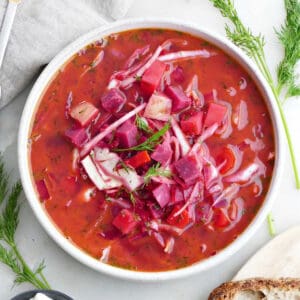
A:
[[18, 17, 285, 282]]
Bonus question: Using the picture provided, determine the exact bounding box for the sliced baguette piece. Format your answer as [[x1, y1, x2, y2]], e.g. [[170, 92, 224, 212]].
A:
[[208, 278, 300, 300], [234, 226, 300, 280]]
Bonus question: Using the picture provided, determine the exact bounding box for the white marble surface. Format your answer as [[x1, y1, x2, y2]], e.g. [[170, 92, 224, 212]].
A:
[[1, 0, 300, 299]]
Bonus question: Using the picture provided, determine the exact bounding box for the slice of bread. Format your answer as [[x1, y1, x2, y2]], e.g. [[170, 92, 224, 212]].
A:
[[208, 278, 300, 300]]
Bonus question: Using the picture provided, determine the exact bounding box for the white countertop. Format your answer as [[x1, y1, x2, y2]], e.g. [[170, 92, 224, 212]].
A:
[[1, 0, 300, 299]]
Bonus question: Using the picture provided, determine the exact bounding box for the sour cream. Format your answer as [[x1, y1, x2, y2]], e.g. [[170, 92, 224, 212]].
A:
[[30, 293, 53, 300]]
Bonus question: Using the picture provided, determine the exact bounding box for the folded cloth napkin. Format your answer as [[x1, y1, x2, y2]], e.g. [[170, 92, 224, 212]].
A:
[[0, 0, 133, 110]]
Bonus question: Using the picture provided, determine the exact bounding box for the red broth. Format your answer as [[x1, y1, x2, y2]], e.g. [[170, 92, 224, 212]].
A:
[[29, 29, 275, 271]]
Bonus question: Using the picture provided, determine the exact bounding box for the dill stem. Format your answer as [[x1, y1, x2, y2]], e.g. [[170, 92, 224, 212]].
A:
[[244, 38, 300, 189], [271, 86, 300, 189], [11, 243, 51, 289], [267, 213, 276, 237]]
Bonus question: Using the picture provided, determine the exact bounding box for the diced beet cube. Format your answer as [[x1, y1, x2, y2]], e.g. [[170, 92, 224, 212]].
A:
[[165, 85, 191, 113], [112, 209, 138, 235], [171, 66, 185, 84], [101, 88, 126, 113], [70, 101, 99, 127], [170, 186, 184, 205], [65, 127, 88, 147], [204, 102, 227, 127], [141, 60, 166, 95], [116, 120, 138, 148], [143, 93, 172, 121], [174, 154, 201, 185], [152, 183, 171, 208], [180, 111, 203, 136], [151, 141, 173, 165], [36, 179, 50, 201]]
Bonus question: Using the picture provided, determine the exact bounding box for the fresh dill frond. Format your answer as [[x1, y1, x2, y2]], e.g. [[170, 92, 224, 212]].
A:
[[276, 0, 300, 97], [119, 160, 132, 173], [114, 122, 170, 152], [144, 163, 172, 185], [210, 0, 300, 188], [129, 192, 136, 205], [0, 156, 9, 206], [135, 114, 153, 134], [0, 155, 51, 289], [2, 182, 22, 245]]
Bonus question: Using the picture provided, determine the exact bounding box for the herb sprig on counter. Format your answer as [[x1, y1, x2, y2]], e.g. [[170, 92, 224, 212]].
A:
[[0, 155, 51, 289], [210, 0, 300, 189], [276, 0, 300, 97]]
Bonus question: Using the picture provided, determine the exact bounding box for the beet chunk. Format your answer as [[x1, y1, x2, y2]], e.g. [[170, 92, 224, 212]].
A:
[[151, 141, 173, 166], [116, 120, 138, 148], [101, 88, 126, 113], [165, 85, 191, 113], [174, 154, 202, 185], [152, 183, 171, 208], [65, 127, 88, 147]]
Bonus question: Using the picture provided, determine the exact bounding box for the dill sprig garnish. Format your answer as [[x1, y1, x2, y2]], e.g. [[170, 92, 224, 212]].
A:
[[135, 114, 153, 134], [144, 163, 172, 185], [210, 0, 300, 189], [114, 122, 170, 152], [0, 155, 51, 289], [276, 0, 300, 97]]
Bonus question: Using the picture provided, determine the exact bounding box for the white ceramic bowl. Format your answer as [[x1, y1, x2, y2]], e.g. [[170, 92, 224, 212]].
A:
[[18, 19, 284, 281]]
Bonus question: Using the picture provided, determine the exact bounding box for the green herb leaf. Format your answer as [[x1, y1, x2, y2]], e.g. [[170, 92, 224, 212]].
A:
[[2, 182, 22, 245], [210, 0, 300, 188], [0, 154, 51, 289], [129, 192, 136, 205], [0, 156, 9, 206], [114, 122, 170, 152], [135, 115, 153, 134], [276, 0, 300, 97], [144, 163, 172, 185]]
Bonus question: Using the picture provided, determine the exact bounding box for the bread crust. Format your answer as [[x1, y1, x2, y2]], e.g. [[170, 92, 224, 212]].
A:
[[208, 278, 300, 300]]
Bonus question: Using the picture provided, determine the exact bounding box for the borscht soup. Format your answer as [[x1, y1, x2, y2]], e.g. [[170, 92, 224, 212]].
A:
[[29, 29, 275, 272]]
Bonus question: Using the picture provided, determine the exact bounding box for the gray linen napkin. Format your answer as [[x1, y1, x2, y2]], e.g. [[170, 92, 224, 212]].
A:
[[0, 0, 133, 110]]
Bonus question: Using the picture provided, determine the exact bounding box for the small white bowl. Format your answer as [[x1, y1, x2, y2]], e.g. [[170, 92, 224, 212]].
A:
[[18, 19, 284, 281]]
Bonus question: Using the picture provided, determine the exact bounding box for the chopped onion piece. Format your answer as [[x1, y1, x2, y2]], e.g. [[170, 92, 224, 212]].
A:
[[80, 103, 146, 157], [194, 123, 218, 146], [72, 148, 80, 171], [80, 50, 104, 77], [164, 237, 175, 254], [124, 45, 150, 68], [212, 183, 240, 207], [170, 117, 191, 156], [107, 197, 131, 209], [150, 221, 193, 236], [173, 182, 201, 217], [224, 157, 266, 184], [239, 77, 247, 90], [81, 155, 121, 190], [100, 246, 111, 263], [236, 100, 249, 130], [158, 50, 213, 62], [152, 231, 165, 248], [185, 75, 205, 108], [83, 187, 96, 202]]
